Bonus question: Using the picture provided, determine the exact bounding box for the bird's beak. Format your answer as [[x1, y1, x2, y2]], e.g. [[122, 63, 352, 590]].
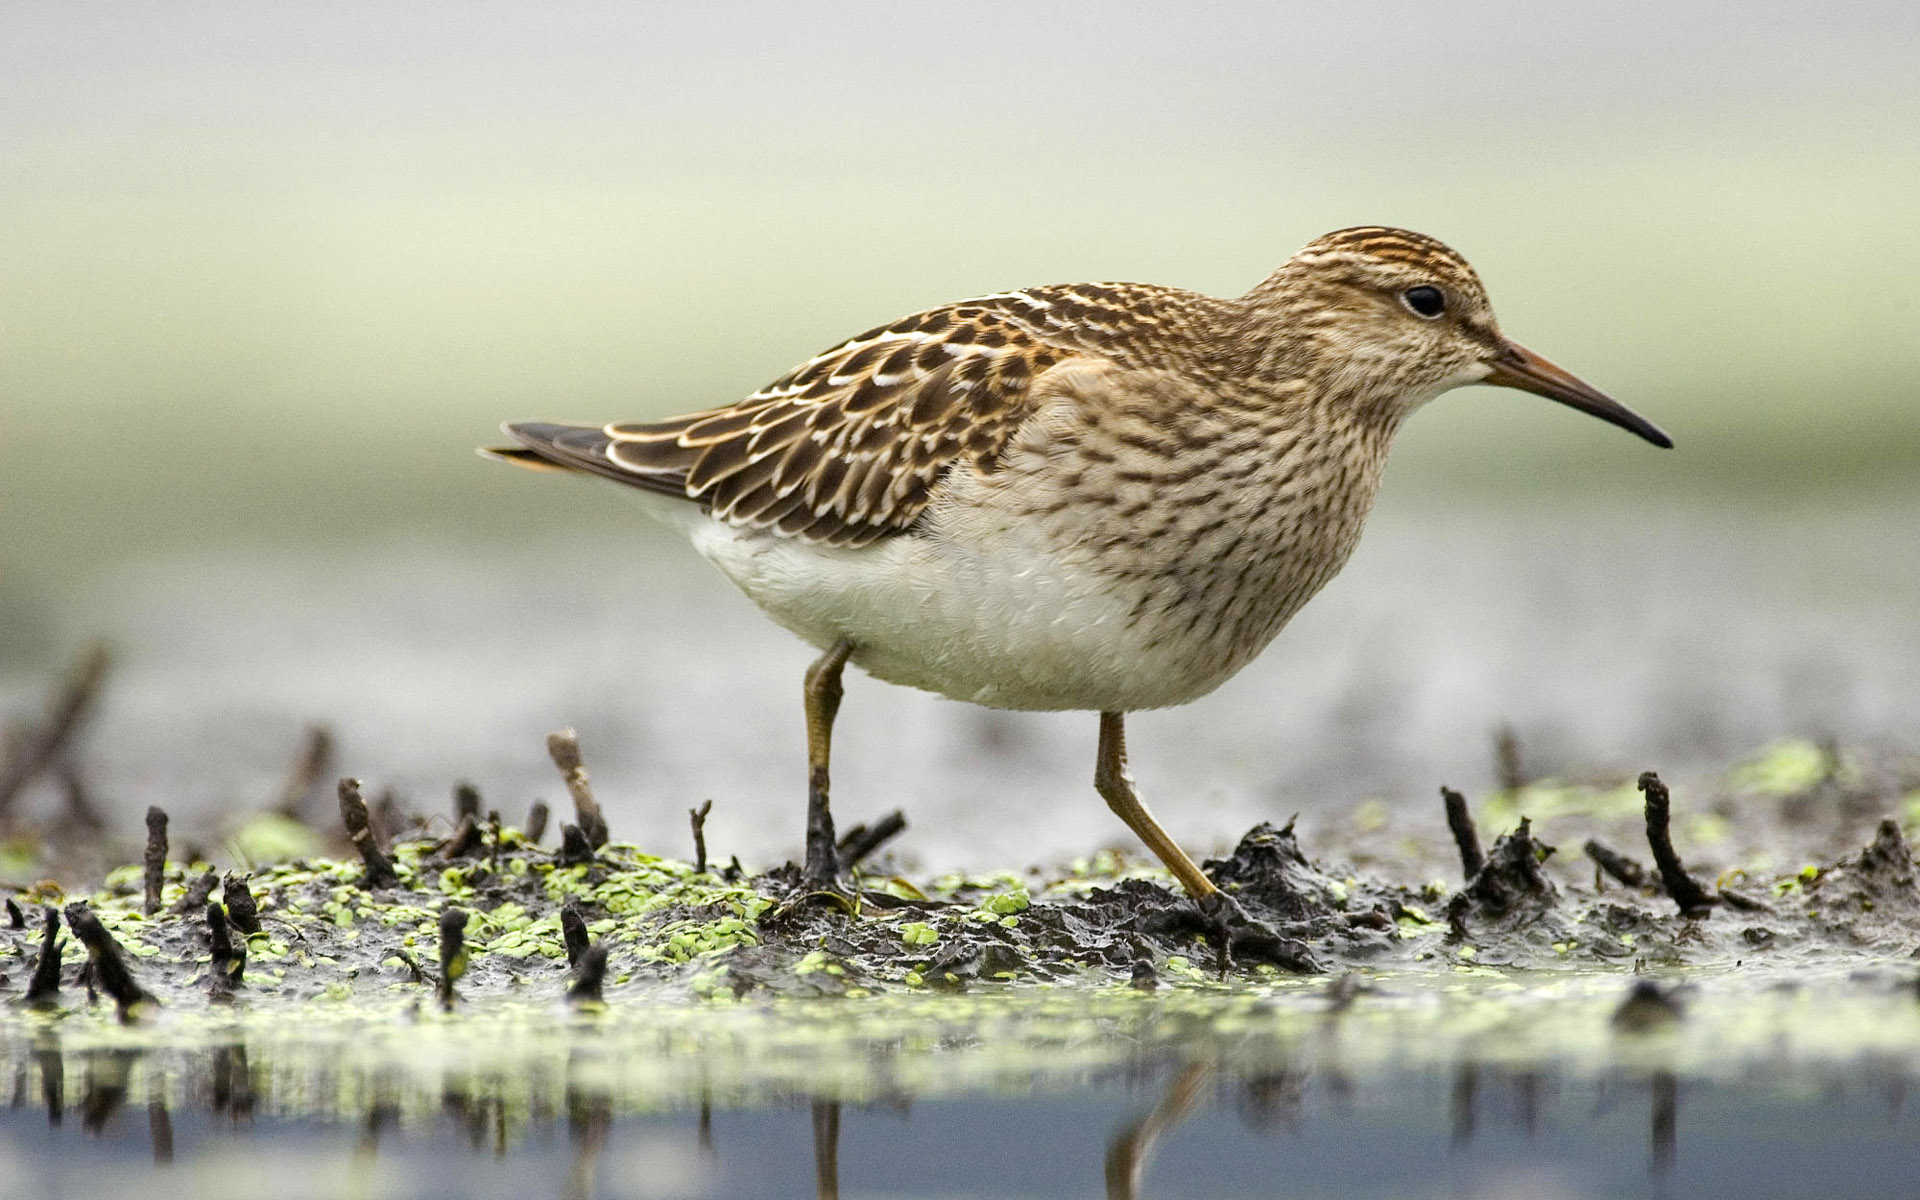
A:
[[1484, 340, 1673, 449]]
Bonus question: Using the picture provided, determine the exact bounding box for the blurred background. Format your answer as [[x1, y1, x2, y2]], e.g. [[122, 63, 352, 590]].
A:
[[3, 2, 1917, 873]]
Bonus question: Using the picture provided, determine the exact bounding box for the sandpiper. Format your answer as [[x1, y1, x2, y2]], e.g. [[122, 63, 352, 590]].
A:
[[487, 226, 1670, 932]]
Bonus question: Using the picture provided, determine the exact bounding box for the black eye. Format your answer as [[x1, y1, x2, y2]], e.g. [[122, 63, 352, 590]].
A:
[[1401, 285, 1446, 319]]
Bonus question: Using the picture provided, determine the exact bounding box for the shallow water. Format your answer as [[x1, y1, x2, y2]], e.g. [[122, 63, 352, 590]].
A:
[[3, 977, 1916, 1199]]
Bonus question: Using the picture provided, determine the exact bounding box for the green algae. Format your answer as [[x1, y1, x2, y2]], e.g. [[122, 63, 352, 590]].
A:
[[1730, 738, 1847, 796]]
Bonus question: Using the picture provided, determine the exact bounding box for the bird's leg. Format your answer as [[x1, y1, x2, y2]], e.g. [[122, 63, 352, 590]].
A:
[[1094, 712, 1318, 974], [802, 638, 856, 887], [1094, 712, 1219, 901]]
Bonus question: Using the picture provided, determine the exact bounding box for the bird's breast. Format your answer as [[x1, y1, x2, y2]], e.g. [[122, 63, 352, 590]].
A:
[[909, 402, 1389, 708]]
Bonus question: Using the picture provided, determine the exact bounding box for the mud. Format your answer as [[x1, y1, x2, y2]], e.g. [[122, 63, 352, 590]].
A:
[[0, 736, 1912, 1014]]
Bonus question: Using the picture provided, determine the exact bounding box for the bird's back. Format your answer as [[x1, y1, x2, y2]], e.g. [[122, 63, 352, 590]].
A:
[[495, 281, 1245, 547]]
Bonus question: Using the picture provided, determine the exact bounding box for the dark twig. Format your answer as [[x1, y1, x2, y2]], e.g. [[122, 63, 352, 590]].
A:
[[392, 948, 426, 985], [52, 755, 106, 828], [689, 800, 713, 875], [222, 871, 261, 935], [560, 903, 590, 969], [487, 810, 502, 875], [837, 809, 908, 869], [5, 897, 23, 929], [63, 902, 155, 1019], [438, 907, 469, 1010], [206, 902, 245, 994], [371, 790, 405, 846], [453, 782, 482, 824], [142, 807, 168, 915], [436, 814, 483, 861], [1717, 888, 1770, 913], [0, 642, 111, 815], [567, 942, 609, 1005], [169, 868, 220, 917], [556, 824, 596, 867], [1639, 772, 1715, 916], [339, 778, 401, 889], [1494, 724, 1526, 793], [1584, 839, 1650, 889], [525, 800, 550, 845], [273, 725, 335, 820], [1440, 787, 1485, 880], [546, 730, 608, 848], [25, 905, 62, 1007]]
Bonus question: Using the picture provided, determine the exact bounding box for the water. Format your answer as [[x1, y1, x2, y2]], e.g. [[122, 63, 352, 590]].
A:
[[12, 1072, 1912, 1200], [3, 980, 1916, 1199]]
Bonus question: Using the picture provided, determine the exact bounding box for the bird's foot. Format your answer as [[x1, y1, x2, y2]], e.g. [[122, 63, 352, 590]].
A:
[[801, 773, 842, 889], [763, 866, 860, 928], [1193, 891, 1320, 977]]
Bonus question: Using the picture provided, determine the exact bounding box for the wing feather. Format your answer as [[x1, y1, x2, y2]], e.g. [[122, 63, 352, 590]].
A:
[[493, 280, 1228, 546]]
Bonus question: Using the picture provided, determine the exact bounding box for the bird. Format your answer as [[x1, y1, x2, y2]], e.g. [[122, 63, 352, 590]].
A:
[[485, 226, 1670, 942]]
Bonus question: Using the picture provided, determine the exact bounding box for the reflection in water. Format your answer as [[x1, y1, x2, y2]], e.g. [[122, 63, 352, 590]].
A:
[[148, 1098, 172, 1165], [1451, 1060, 1478, 1148], [812, 1100, 839, 1200], [1651, 1072, 1678, 1184], [31, 1033, 61, 1127], [1105, 1065, 1210, 1200], [354, 1099, 398, 1194], [565, 1053, 613, 1200], [1448, 1060, 1690, 1191], [78, 1047, 138, 1136], [0, 1012, 1914, 1199], [209, 1040, 253, 1125]]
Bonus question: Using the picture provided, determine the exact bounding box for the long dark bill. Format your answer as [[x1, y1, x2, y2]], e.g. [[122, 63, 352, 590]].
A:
[[1485, 340, 1673, 449]]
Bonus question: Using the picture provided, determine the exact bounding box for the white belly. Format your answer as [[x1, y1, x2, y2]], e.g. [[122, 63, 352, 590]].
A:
[[686, 516, 1214, 711]]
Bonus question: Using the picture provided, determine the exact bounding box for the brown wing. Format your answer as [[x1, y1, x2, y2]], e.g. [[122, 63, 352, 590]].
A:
[[503, 301, 1084, 548]]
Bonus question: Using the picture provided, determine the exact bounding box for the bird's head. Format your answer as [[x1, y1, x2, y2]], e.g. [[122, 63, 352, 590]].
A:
[[1248, 226, 1671, 448]]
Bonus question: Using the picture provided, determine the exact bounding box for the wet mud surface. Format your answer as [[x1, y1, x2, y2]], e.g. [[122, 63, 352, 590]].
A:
[[0, 721, 1914, 1010]]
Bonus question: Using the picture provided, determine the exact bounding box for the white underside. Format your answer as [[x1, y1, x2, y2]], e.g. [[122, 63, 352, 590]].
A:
[[674, 504, 1198, 711]]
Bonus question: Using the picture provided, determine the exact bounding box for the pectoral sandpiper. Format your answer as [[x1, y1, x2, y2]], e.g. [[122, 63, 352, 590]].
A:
[[486, 226, 1670, 946]]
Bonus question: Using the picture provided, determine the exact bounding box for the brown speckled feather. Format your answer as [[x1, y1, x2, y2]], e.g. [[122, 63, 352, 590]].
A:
[[505, 283, 1234, 548]]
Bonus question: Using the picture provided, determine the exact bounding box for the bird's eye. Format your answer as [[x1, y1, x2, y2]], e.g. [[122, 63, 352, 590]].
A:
[[1401, 285, 1446, 319]]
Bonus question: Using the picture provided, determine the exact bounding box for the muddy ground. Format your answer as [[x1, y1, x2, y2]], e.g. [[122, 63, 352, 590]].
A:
[[2, 710, 1915, 1013]]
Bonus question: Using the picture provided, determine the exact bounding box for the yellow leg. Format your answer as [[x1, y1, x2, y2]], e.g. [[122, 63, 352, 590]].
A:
[[802, 639, 855, 885], [1093, 712, 1219, 901]]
